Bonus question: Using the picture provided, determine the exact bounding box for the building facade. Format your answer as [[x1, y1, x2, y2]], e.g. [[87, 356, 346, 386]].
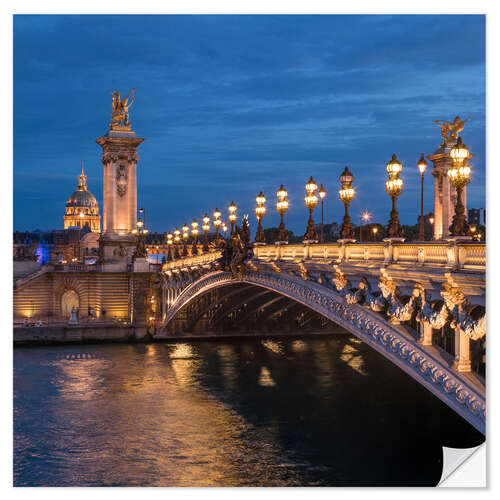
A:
[[63, 165, 101, 232]]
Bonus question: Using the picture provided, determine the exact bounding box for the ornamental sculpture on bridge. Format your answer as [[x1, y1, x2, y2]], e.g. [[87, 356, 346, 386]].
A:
[[433, 115, 469, 145], [219, 215, 254, 280], [110, 88, 136, 130]]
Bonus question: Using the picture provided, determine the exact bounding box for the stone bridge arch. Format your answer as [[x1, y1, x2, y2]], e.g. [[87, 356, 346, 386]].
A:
[[158, 269, 485, 435]]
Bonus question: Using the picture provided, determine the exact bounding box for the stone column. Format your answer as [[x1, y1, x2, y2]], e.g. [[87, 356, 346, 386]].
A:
[[418, 322, 433, 346], [96, 129, 144, 271], [428, 146, 453, 240], [453, 327, 471, 372], [97, 132, 144, 235], [432, 172, 442, 240], [442, 174, 451, 238]]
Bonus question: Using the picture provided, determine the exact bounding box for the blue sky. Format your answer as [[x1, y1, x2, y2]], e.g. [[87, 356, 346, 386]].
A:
[[13, 14, 485, 234]]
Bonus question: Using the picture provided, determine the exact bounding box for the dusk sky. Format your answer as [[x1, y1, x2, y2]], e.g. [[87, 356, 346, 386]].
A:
[[14, 14, 485, 234]]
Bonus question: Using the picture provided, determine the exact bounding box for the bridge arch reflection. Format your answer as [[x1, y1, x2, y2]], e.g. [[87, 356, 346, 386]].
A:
[[157, 269, 485, 434]]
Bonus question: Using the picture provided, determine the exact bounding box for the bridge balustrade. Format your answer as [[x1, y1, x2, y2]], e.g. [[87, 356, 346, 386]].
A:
[[159, 241, 485, 273]]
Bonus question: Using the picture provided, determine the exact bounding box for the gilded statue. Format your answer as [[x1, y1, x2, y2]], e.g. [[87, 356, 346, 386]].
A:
[[218, 215, 254, 280], [110, 88, 136, 129], [433, 115, 469, 145]]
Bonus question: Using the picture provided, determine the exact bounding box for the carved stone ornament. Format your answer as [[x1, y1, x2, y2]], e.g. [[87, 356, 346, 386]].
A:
[[116, 164, 128, 197], [297, 262, 309, 280], [378, 271, 414, 324], [332, 266, 350, 295], [358, 277, 386, 312], [441, 275, 486, 340], [413, 283, 448, 330]]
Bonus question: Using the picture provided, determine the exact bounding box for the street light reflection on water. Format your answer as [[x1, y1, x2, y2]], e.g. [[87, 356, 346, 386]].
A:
[[14, 335, 484, 486]]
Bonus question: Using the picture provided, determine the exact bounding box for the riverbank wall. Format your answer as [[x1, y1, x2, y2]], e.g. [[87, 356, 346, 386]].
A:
[[14, 325, 346, 346], [14, 324, 142, 345]]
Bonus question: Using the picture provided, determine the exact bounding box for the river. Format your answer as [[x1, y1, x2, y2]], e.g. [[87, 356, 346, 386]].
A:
[[14, 335, 484, 486]]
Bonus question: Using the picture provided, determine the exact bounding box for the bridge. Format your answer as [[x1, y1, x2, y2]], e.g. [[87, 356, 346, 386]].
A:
[[153, 239, 486, 434]]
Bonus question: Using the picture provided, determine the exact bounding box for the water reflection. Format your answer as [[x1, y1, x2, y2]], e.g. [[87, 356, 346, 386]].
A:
[[258, 366, 276, 387], [14, 336, 484, 486]]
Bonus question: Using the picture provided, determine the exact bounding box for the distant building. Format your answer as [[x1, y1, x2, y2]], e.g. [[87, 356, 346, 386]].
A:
[[63, 165, 101, 232], [314, 222, 340, 239], [468, 208, 485, 226], [13, 226, 99, 266]]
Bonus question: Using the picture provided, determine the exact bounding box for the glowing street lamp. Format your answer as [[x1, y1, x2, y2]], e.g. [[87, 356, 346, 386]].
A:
[[213, 208, 222, 243], [385, 154, 404, 239], [372, 226, 378, 241], [448, 137, 472, 237], [222, 222, 228, 239], [338, 166, 355, 240], [202, 214, 210, 252], [165, 232, 173, 261], [228, 201, 237, 236], [182, 224, 190, 257], [255, 192, 266, 245], [303, 177, 319, 243], [417, 153, 428, 241], [318, 184, 326, 242], [276, 184, 289, 244], [191, 219, 199, 255], [173, 228, 181, 259]]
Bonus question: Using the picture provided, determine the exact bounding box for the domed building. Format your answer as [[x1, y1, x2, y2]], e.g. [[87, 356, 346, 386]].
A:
[[63, 164, 101, 232]]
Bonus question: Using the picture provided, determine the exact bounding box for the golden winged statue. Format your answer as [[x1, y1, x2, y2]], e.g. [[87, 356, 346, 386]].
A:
[[433, 115, 469, 145], [110, 88, 136, 129]]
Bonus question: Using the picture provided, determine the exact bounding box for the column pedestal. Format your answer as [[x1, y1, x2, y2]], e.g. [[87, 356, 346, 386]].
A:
[[453, 327, 471, 373], [418, 322, 433, 346]]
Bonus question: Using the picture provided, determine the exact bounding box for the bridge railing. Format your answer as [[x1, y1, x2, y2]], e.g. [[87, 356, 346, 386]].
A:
[[159, 241, 485, 273], [161, 250, 222, 272], [253, 241, 485, 271]]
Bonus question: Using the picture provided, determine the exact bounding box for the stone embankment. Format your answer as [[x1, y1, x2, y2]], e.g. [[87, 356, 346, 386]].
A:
[[14, 325, 347, 345], [14, 324, 148, 345]]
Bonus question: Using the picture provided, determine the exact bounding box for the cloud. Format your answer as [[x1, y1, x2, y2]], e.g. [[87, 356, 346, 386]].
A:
[[14, 14, 485, 233]]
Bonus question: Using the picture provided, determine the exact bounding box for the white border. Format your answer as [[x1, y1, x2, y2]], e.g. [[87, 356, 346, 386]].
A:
[[3, 0, 496, 495]]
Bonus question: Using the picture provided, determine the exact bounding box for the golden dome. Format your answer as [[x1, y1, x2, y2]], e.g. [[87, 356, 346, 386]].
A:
[[64, 164, 101, 232], [66, 189, 98, 209], [66, 166, 98, 208]]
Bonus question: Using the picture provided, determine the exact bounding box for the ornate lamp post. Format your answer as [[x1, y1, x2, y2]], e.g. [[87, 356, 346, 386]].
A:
[[182, 224, 189, 257], [303, 177, 319, 243], [448, 137, 472, 238], [166, 232, 173, 261], [191, 219, 199, 255], [276, 184, 289, 244], [213, 208, 222, 243], [417, 153, 428, 241], [228, 201, 237, 236], [131, 217, 148, 258], [222, 222, 228, 240], [255, 192, 266, 245], [173, 228, 181, 259], [318, 184, 326, 242], [202, 214, 210, 252], [338, 166, 355, 240], [385, 154, 404, 239], [372, 226, 378, 241]]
